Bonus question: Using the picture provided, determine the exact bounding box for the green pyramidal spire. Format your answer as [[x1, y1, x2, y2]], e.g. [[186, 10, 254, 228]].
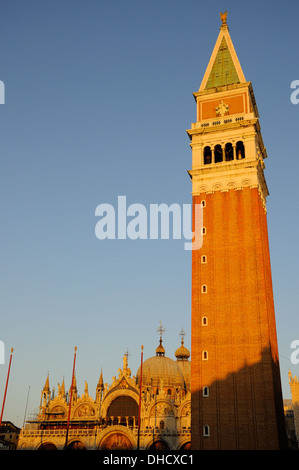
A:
[[198, 12, 246, 92], [205, 37, 240, 89]]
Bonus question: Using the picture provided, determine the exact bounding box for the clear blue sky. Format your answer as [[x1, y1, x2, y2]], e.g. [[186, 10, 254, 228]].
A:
[[0, 0, 298, 426]]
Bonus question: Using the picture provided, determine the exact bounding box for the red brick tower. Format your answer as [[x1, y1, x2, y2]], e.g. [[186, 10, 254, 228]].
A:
[[187, 12, 287, 450]]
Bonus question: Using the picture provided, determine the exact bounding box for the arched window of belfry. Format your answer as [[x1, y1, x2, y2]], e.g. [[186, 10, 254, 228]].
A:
[[225, 142, 233, 161], [214, 144, 223, 163], [204, 146, 212, 165], [236, 141, 245, 159]]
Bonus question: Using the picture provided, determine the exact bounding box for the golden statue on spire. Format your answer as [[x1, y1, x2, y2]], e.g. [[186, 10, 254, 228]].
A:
[[220, 10, 228, 25]]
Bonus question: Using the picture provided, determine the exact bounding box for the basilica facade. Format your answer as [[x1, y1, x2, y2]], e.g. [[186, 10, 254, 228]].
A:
[[17, 332, 191, 450]]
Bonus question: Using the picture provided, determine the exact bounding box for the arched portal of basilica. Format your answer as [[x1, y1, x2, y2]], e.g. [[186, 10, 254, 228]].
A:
[[100, 432, 133, 450]]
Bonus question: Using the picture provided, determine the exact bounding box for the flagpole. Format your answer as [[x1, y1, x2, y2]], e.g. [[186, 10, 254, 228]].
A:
[[64, 346, 77, 450], [137, 345, 144, 451], [22, 385, 31, 429], [0, 348, 14, 429]]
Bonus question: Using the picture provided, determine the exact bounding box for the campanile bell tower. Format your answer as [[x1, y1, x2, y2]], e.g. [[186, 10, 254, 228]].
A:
[[187, 12, 287, 450]]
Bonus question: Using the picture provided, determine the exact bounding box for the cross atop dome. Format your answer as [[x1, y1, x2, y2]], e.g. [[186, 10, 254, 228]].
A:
[[179, 328, 186, 341], [156, 321, 166, 356], [157, 321, 166, 338], [176, 329, 190, 361]]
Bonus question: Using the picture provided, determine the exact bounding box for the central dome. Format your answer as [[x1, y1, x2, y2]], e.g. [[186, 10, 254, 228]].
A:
[[136, 338, 185, 390]]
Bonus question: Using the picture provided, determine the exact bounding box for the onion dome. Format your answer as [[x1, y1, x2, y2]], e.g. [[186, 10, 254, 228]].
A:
[[175, 339, 190, 361], [155, 337, 165, 356], [175, 330, 191, 391]]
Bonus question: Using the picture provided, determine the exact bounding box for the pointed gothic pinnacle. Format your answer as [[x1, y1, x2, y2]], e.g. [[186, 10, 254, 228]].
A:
[[43, 373, 50, 392]]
